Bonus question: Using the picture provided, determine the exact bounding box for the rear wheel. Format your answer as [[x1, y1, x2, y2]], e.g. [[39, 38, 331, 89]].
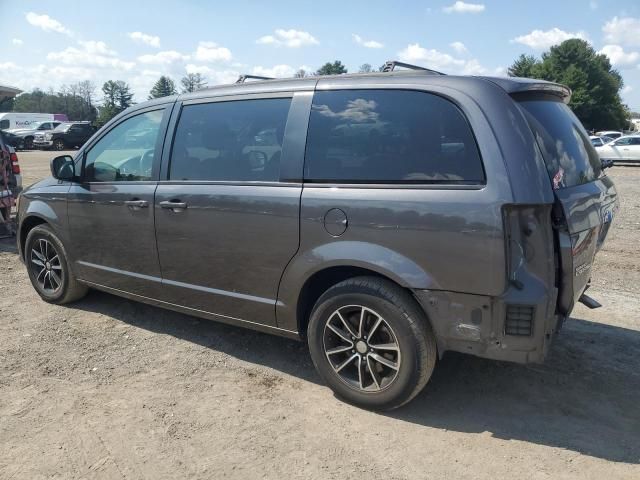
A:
[[25, 224, 88, 304], [53, 139, 65, 151], [307, 276, 437, 410]]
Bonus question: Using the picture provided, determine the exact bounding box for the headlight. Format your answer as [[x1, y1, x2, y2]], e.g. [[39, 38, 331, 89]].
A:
[[45, 133, 53, 140]]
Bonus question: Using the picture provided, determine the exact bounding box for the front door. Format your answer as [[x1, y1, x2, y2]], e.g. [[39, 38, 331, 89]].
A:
[[154, 95, 302, 326], [67, 107, 169, 297]]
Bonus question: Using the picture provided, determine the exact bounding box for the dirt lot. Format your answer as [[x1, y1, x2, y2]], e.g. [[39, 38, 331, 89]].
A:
[[1, 151, 639, 479]]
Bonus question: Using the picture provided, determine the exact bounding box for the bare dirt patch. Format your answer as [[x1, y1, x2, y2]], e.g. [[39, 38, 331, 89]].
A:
[[1, 152, 638, 479]]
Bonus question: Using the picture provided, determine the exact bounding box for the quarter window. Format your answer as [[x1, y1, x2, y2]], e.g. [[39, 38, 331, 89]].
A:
[[169, 98, 292, 182], [84, 110, 164, 182], [304, 90, 485, 184]]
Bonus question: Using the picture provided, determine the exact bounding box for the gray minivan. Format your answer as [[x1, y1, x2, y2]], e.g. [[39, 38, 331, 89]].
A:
[[17, 63, 618, 410]]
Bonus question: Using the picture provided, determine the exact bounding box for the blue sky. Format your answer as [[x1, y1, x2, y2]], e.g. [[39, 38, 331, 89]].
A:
[[1, 0, 639, 109]]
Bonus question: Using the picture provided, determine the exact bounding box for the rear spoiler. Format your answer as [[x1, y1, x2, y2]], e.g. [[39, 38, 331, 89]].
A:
[[481, 77, 572, 104]]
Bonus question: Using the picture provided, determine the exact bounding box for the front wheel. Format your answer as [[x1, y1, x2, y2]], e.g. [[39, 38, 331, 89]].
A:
[[24, 137, 34, 150], [307, 276, 437, 410], [53, 139, 65, 151], [25, 224, 88, 304]]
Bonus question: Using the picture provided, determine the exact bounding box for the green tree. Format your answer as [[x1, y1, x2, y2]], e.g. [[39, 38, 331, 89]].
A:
[[97, 80, 133, 126], [316, 61, 347, 75], [149, 76, 177, 99], [11, 85, 97, 121], [509, 39, 628, 130], [508, 54, 540, 78], [181, 73, 207, 93]]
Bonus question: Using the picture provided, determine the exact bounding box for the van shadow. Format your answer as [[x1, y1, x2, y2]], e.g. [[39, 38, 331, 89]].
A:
[[74, 290, 640, 464]]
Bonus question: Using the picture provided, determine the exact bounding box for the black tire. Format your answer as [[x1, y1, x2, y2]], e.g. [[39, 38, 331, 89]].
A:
[[24, 137, 34, 150], [53, 139, 65, 151], [25, 224, 88, 304], [307, 276, 437, 410]]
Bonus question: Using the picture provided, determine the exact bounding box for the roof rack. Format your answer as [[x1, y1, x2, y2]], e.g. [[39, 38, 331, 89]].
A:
[[381, 60, 445, 75], [235, 74, 275, 84]]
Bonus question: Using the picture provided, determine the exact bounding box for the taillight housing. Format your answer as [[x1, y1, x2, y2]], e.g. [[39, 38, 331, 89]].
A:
[[502, 204, 555, 290], [10, 152, 20, 174]]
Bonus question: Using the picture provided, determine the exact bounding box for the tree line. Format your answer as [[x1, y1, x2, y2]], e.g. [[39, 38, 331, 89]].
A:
[[1, 43, 632, 130]]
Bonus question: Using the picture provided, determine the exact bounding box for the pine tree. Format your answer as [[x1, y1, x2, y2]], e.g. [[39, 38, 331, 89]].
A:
[[149, 76, 177, 99]]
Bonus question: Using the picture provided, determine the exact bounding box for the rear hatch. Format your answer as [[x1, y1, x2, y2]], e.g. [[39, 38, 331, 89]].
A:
[[517, 96, 618, 314]]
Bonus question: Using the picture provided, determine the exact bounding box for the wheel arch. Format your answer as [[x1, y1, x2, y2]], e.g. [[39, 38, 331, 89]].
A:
[[18, 215, 48, 260], [276, 241, 438, 335]]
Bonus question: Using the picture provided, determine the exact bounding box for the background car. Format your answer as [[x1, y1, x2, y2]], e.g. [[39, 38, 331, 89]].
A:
[[596, 135, 640, 163], [33, 121, 96, 150], [1, 120, 61, 149], [596, 130, 623, 139], [590, 135, 607, 147]]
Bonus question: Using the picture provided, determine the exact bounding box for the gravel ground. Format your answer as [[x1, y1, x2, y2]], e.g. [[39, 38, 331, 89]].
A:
[[1, 151, 638, 479]]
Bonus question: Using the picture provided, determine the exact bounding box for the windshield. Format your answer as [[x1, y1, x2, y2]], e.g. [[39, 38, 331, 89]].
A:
[[518, 99, 602, 189]]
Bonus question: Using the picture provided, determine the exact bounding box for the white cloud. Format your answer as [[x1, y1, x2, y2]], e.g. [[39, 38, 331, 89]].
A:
[[603, 17, 640, 47], [12, 38, 23, 46], [622, 85, 633, 94], [138, 50, 188, 65], [450, 41, 468, 54], [598, 44, 640, 67], [256, 29, 319, 48], [25, 12, 71, 35], [398, 43, 465, 70], [251, 65, 296, 78], [398, 43, 498, 75], [512, 28, 588, 50], [193, 41, 232, 62], [443, 1, 485, 14], [47, 40, 135, 70], [185, 64, 240, 85], [352, 34, 384, 49], [128, 31, 160, 48]]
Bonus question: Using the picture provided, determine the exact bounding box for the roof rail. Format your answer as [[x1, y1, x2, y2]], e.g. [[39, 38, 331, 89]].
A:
[[381, 60, 445, 75], [235, 74, 275, 84]]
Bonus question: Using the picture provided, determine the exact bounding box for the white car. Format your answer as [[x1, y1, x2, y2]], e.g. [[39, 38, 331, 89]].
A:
[[597, 135, 640, 163], [595, 130, 623, 140], [590, 135, 607, 147]]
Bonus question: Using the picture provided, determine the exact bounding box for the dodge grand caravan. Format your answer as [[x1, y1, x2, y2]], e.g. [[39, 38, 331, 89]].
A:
[[17, 63, 618, 410]]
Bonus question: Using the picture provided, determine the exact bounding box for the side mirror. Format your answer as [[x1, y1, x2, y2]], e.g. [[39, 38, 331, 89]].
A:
[[50, 155, 75, 180], [601, 159, 614, 170]]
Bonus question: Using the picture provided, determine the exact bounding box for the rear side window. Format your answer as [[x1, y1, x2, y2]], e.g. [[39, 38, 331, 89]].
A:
[[518, 99, 601, 189], [170, 98, 291, 182], [304, 90, 484, 184]]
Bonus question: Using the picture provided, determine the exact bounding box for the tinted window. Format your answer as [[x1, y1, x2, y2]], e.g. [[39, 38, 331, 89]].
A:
[[519, 99, 601, 188], [631, 137, 640, 145], [0, 120, 9, 130], [84, 110, 163, 182], [170, 98, 291, 182], [304, 90, 484, 184]]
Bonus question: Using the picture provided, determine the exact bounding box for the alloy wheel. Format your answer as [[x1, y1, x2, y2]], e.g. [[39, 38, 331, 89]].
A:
[[30, 238, 63, 294], [323, 305, 401, 392]]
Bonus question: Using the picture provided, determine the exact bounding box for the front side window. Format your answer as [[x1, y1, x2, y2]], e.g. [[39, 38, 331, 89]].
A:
[[0, 120, 9, 129], [304, 90, 485, 184], [84, 110, 164, 182], [169, 97, 291, 182]]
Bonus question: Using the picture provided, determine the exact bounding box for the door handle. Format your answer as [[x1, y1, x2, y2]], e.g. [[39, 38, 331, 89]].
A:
[[159, 200, 188, 211], [124, 199, 149, 209]]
